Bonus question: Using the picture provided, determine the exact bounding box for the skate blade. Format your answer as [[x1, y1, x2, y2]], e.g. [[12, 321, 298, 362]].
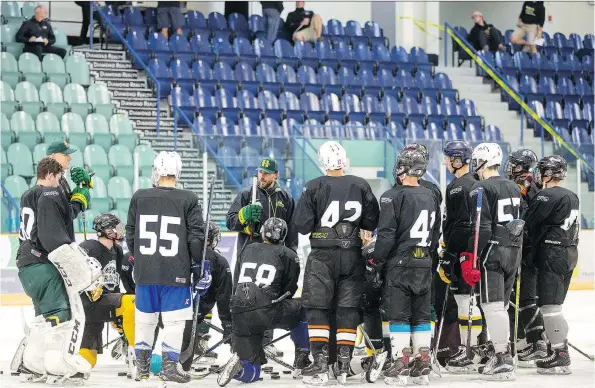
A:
[[481, 371, 516, 381], [302, 373, 329, 386], [365, 351, 388, 383], [411, 375, 430, 385], [23, 374, 48, 384], [383, 375, 408, 386], [445, 364, 478, 374], [517, 359, 537, 368], [537, 366, 571, 375]]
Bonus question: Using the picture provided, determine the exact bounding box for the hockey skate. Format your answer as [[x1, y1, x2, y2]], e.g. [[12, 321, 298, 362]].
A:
[[159, 352, 191, 385], [383, 347, 412, 386], [302, 346, 329, 386], [536, 343, 571, 375], [480, 352, 515, 381], [217, 354, 243, 387], [518, 340, 548, 368], [409, 347, 431, 386], [293, 346, 312, 379], [363, 351, 388, 383], [336, 345, 353, 385], [125, 344, 136, 378], [193, 335, 219, 365], [445, 345, 478, 374], [135, 349, 152, 381]]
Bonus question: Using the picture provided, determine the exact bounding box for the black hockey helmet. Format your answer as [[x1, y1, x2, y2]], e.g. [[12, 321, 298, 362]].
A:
[[506, 149, 538, 180], [443, 140, 473, 174], [260, 217, 288, 245], [537, 155, 567, 183], [93, 213, 124, 240], [207, 221, 221, 249], [404, 143, 429, 164], [393, 149, 427, 183]]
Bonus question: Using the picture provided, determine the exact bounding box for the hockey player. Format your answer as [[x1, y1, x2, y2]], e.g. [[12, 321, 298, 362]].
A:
[[437, 140, 483, 372], [12, 157, 101, 381], [369, 149, 439, 386], [459, 143, 524, 380], [125, 151, 205, 383], [294, 141, 379, 385], [525, 156, 579, 374], [504, 149, 547, 364], [181, 221, 232, 372], [78, 214, 136, 373], [217, 218, 311, 387]]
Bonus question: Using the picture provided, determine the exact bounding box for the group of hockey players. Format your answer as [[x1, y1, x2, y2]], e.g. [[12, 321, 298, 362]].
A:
[[10, 135, 580, 386]]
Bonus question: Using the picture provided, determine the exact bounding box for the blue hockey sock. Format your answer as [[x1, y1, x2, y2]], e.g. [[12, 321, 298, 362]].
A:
[[234, 361, 261, 383], [291, 321, 310, 351]]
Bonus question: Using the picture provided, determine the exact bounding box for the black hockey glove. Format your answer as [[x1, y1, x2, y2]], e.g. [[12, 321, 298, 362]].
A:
[[437, 242, 457, 284], [222, 321, 232, 344], [365, 259, 383, 289]]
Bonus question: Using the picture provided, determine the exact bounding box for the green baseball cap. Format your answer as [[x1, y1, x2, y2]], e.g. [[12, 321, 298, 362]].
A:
[[46, 140, 78, 155], [257, 157, 278, 174]]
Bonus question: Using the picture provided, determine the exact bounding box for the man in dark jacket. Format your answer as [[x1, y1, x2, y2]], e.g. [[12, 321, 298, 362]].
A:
[[468, 11, 505, 53], [15, 5, 66, 60], [285, 1, 322, 42], [261, 2, 284, 42]]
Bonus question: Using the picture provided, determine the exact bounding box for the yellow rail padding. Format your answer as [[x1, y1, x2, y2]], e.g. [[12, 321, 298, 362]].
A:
[[397, 17, 594, 173]]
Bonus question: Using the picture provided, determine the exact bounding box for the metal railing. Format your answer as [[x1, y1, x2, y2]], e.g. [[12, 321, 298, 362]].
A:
[[1, 183, 20, 233], [91, 4, 162, 135]]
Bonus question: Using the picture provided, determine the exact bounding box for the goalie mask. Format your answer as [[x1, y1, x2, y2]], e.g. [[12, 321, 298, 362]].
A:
[[260, 217, 288, 245], [93, 213, 124, 241], [152, 151, 182, 186], [318, 141, 348, 171], [393, 149, 427, 184], [472, 143, 502, 180], [207, 221, 221, 249]]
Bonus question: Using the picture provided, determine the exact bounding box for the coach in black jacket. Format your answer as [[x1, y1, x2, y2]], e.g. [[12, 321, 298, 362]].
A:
[[15, 5, 66, 60]]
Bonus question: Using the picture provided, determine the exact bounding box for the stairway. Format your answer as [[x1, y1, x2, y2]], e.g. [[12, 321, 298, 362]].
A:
[[73, 47, 237, 227]]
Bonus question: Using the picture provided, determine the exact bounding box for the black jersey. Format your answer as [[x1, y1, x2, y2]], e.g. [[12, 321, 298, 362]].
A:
[[125, 187, 204, 287], [232, 242, 300, 310], [374, 185, 439, 266], [420, 178, 443, 249], [293, 175, 380, 249], [200, 248, 232, 326], [519, 182, 540, 253], [468, 176, 523, 254], [16, 185, 75, 268], [443, 172, 476, 243], [80, 239, 124, 294], [524, 186, 580, 246], [58, 176, 82, 221]]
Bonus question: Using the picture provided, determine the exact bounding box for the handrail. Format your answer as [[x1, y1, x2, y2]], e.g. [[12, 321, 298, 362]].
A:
[[172, 106, 243, 190], [1, 183, 20, 233], [444, 22, 594, 173], [91, 4, 162, 135]]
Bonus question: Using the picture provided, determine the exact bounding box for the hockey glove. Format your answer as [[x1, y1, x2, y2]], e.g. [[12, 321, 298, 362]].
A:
[[193, 260, 212, 296], [86, 284, 103, 302], [222, 321, 232, 344], [438, 251, 457, 285], [365, 259, 383, 289], [70, 167, 92, 187], [459, 252, 480, 287], [71, 186, 90, 210], [238, 204, 262, 225]]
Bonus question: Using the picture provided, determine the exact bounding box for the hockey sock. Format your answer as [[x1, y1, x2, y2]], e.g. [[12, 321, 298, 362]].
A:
[[430, 304, 437, 339], [79, 348, 97, 368], [235, 360, 261, 383], [135, 311, 158, 357], [454, 294, 482, 347], [482, 302, 509, 353], [162, 320, 185, 362], [307, 308, 330, 355], [388, 321, 411, 360], [336, 307, 359, 357], [115, 294, 135, 346], [541, 304, 568, 349], [291, 308, 310, 351], [520, 303, 545, 343], [382, 321, 391, 352], [411, 322, 432, 353]]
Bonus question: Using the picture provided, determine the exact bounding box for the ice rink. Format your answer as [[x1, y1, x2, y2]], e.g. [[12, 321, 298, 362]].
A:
[[1, 290, 594, 388]]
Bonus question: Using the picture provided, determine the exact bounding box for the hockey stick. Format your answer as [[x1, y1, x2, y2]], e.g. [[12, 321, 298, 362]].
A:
[[249, 175, 258, 241], [359, 323, 388, 383], [512, 266, 521, 358], [430, 283, 450, 378], [79, 172, 94, 241], [568, 342, 595, 361], [180, 174, 216, 364], [466, 187, 483, 359]]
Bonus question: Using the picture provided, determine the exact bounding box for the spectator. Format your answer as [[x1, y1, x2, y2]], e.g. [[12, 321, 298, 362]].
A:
[[510, 1, 545, 54], [157, 1, 184, 40], [15, 5, 66, 60], [261, 2, 284, 42], [285, 1, 323, 43], [468, 11, 505, 53]]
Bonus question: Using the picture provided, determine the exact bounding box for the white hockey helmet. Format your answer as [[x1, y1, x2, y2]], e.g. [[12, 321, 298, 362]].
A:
[[472, 143, 503, 170], [152, 151, 182, 186], [318, 141, 348, 171]]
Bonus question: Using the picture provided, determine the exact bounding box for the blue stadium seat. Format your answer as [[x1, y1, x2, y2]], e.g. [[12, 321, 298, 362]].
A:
[[532, 53, 556, 79], [192, 59, 213, 81], [249, 14, 265, 34], [295, 41, 320, 69], [484, 125, 502, 141], [410, 47, 432, 72], [327, 19, 345, 36], [364, 21, 385, 46], [169, 35, 194, 65], [495, 51, 517, 77], [553, 33, 575, 56], [258, 90, 282, 122], [274, 39, 294, 58], [169, 87, 194, 118], [279, 91, 303, 121], [193, 86, 213, 108], [387, 121, 405, 138], [253, 38, 277, 67], [545, 101, 569, 129], [406, 121, 426, 140], [229, 12, 249, 32], [148, 59, 172, 98], [212, 37, 236, 66], [297, 65, 317, 85], [372, 44, 395, 73], [208, 11, 228, 31], [126, 30, 150, 67], [514, 52, 538, 77], [170, 59, 193, 93], [464, 123, 483, 142], [380, 95, 400, 116], [187, 10, 207, 30], [334, 40, 358, 70], [353, 42, 375, 72], [391, 47, 415, 73], [148, 32, 171, 63], [301, 92, 325, 122]]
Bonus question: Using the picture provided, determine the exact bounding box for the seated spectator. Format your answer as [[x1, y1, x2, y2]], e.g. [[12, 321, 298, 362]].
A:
[[261, 2, 284, 42], [157, 1, 184, 40], [510, 1, 545, 54], [15, 5, 66, 60], [468, 11, 505, 53], [285, 1, 323, 43]]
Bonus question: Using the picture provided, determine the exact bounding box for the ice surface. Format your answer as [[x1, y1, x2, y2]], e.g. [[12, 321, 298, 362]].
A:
[[1, 291, 594, 387]]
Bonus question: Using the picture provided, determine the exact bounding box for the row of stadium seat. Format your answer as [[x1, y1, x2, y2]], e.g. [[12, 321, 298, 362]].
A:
[[1, 1, 38, 24], [490, 51, 593, 81]]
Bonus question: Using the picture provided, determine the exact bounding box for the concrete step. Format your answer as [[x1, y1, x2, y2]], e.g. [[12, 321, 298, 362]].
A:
[[462, 92, 502, 104], [435, 66, 476, 76]]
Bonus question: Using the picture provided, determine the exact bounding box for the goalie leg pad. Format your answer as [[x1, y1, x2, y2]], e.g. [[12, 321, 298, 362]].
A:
[[48, 243, 103, 292], [23, 316, 52, 375], [115, 294, 136, 346], [44, 319, 93, 376]]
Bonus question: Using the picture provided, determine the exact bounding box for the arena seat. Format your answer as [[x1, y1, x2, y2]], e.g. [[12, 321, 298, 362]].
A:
[[39, 82, 68, 119], [15, 81, 43, 119], [10, 111, 40, 151], [7, 142, 34, 177], [1, 81, 19, 119]]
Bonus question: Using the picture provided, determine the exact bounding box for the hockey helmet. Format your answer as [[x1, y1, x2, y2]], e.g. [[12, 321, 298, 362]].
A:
[[93, 213, 124, 241], [393, 149, 427, 183], [260, 217, 288, 245], [152, 151, 182, 186], [404, 143, 429, 163], [318, 141, 348, 171], [443, 141, 473, 163], [206, 221, 221, 249], [472, 143, 503, 172], [506, 149, 538, 180], [536, 155, 567, 183]]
